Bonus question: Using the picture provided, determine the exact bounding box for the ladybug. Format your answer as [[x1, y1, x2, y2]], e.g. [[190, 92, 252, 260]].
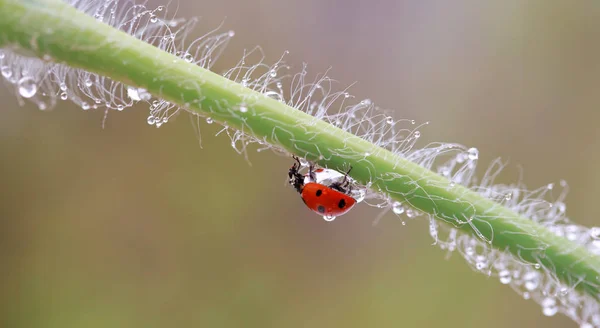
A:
[[288, 156, 357, 220]]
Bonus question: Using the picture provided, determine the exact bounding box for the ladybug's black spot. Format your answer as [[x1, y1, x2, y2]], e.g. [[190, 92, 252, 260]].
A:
[[316, 189, 323, 197], [338, 199, 346, 209], [317, 205, 326, 213]]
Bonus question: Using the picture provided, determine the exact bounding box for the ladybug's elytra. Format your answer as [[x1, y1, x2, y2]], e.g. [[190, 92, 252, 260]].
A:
[[288, 156, 357, 219]]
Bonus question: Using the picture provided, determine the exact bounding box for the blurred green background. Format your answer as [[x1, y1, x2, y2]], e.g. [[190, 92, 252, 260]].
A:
[[2, 0, 599, 327]]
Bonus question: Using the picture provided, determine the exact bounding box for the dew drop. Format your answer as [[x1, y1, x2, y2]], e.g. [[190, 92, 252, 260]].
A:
[[59, 82, 67, 91], [504, 193, 513, 201], [465, 247, 474, 256], [534, 263, 541, 269], [591, 227, 600, 240], [183, 52, 193, 63], [343, 92, 350, 98], [413, 131, 421, 138], [385, 116, 394, 124], [401, 221, 406, 226], [18, 77, 37, 98], [1, 65, 12, 78], [499, 270, 511, 284], [522, 292, 530, 300], [150, 15, 158, 23], [541, 297, 558, 316], [84, 79, 92, 87], [127, 86, 141, 101], [60, 92, 68, 100], [524, 271, 539, 291], [117, 104, 124, 111], [467, 147, 479, 160], [147, 116, 156, 125], [392, 201, 405, 215], [81, 102, 90, 110], [406, 209, 415, 218], [269, 70, 277, 78], [559, 287, 568, 296], [228, 30, 235, 37], [239, 104, 248, 113], [323, 215, 336, 222], [157, 5, 164, 11]]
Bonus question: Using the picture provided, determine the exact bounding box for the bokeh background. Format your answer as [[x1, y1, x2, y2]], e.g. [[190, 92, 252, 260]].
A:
[[2, 0, 600, 327]]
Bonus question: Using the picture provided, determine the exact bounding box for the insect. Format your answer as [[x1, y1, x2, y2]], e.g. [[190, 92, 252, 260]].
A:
[[288, 156, 357, 220]]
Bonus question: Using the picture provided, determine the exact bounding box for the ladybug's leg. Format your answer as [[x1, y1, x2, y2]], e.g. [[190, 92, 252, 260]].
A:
[[329, 166, 353, 194], [289, 155, 305, 193], [308, 162, 317, 182]]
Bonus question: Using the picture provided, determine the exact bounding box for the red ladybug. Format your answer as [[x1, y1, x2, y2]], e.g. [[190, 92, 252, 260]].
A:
[[288, 156, 357, 220]]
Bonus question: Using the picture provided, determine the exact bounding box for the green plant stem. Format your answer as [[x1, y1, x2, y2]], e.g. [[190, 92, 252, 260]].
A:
[[1, 0, 599, 299]]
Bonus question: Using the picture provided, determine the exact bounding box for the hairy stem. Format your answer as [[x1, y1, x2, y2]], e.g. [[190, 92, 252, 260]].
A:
[[1, 0, 598, 300]]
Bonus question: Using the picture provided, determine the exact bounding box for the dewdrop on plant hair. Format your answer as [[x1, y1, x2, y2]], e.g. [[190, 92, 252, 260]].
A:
[[1, 0, 600, 326]]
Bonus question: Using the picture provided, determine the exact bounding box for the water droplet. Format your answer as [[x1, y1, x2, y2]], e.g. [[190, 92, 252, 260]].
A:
[[183, 52, 193, 63], [81, 102, 90, 110], [401, 221, 406, 226], [150, 15, 158, 23], [18, 77, 37, 98], [534, 263, 541, 269], [84, 79, 92, 87], [147, 116, 156, 125], [59, 82, 67, 91], [524, 271, 539, 291], [239, 104, 248, 113], [505, 193, 513, 201], [60, 92, 68, 100], [467, 147, 479, 160], [559, 287, 568, 296], [364, 152, 370, 157], [157, 5, 164, 11], [385, 116, 394, 124], [206, 117, 213, 124], [406, 209, 415, 218], [591, 227, 600, 239], [1, 65, 12, 78], [269, 70, 277, 78], [323, 215, 336, 222], [475, 255, 487, 270], [414, 131, 421, 138], [522, 292, 530, 299], [117, 104, 124, 111], [241, 78, 249, 87], [228, 30, 235, 37], [547, 183, 554, 190], [541, 297, 558, 316], [343, 92, 350, 98], [127, 86, 141, 101], [499, 270, 511, 284], [392, 201, 404, 215], [465, 247, 474, 256]]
